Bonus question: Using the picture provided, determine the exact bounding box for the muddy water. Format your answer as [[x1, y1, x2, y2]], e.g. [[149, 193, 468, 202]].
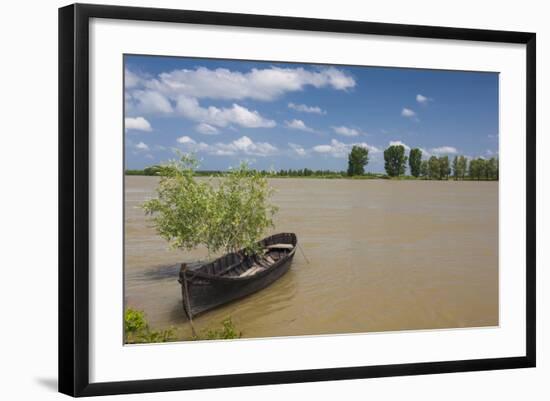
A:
[[125, 176, 498, 340]]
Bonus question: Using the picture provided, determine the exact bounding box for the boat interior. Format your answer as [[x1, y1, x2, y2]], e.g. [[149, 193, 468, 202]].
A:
[[194, 243, 295, 279]]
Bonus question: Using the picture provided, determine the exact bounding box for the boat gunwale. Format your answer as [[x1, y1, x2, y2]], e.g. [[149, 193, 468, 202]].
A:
[[181, 233, 297, 283]]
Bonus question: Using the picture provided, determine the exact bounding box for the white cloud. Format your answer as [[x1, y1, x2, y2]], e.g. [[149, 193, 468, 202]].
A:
[[431, 146, 458, 154], [195, 123, 219, 135], [143, 66, 355, 102], [177, 136, 195, 144], [416, 94, 431, 104], [312, 139, 380, 158], [285, 119, 315, 132], [125, 68, 142, 89], [125, 66, 354, 130], [288, 102, 326, 114], [126, 90, 173, 114], [288, 142, 307, 157], [176, 96, 276, 128], [215, 136, 278, 156], [177, 135, 278, 157], [401, 108, 417, 118], [389, 140, 411, 151], [332, 126, 366, 137], [125, 117, 152, 132], [135, 141, 149, 151], [419, 148, 431, 158]]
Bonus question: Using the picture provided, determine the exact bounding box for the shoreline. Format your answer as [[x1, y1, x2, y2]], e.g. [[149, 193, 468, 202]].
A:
[[125, 173, 499, 181]]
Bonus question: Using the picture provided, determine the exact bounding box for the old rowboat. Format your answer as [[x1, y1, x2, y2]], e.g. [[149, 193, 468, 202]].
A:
[[178, 232, 297, 318]]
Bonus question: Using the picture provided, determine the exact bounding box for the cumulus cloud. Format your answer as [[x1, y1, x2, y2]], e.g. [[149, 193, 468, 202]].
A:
[[195, 123, 219, 135], [431, 146, 458, 154], [285, 119, 315, 132], [288, 102, 326, 114], [176, 96, 276, 128], [389, 140, 411, 151], [419, 148, 431, 158], [401, 108, 417, 118], [135, 141, 149, 151], [141, 66, 355, 102], [332, 126, 366, 137], [312, 139, 380, 158], [177, 135, 278, 157], [125, 68, 142, 89], [288, 142, 307, 157], [126, 90, 173, 114], [416, 94, 431, 104], [177, 136, 195, 144], [125, 117, 152, 132], [125, 66, 355, 131]]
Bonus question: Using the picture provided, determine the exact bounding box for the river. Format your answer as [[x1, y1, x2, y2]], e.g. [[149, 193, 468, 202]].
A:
[[124, 176, 498, 340]]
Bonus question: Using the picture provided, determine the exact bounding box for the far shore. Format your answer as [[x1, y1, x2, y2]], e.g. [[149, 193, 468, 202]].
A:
[[125, 171, 498, 181]]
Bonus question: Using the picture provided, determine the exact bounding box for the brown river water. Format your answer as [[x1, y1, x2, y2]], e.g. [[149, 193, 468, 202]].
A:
[[125, 176, 498, 340]]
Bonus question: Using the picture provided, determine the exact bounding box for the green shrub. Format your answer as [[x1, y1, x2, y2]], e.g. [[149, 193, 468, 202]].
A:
[[143, 155, 277, 256], [191, 318, 242, 341], [124, 308, 147, 334], [124, 308, 175, 344]]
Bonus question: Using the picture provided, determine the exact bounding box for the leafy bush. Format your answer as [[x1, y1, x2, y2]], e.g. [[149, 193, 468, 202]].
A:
[[192, 318, 242, 341], [143, 155, 277, 256], [124, 308, 175, 344], [124, 308, 147, 334]]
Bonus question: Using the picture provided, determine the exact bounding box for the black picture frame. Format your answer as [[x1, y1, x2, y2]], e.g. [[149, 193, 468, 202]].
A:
[[59, 3, 536, 397]]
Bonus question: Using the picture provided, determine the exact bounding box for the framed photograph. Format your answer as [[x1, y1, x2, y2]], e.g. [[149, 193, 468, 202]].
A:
[[59, 3, 536, 397]]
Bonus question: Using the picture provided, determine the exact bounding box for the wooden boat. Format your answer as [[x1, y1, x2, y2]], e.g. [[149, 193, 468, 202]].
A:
[[178, 232, 297, 318]]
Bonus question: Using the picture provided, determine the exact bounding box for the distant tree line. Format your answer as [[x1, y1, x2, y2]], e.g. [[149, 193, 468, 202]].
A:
[[383, 144, 498, 180], [269, 168, 345, 177], [125, 145, 498, 181]]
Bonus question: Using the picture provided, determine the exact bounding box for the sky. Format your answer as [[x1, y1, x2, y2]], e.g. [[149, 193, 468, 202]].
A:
[[124, 55, 499, 173]]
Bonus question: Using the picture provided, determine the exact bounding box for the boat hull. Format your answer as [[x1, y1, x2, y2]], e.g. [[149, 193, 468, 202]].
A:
[[179, 233, 297, 318], [181, 253, 294, 318]]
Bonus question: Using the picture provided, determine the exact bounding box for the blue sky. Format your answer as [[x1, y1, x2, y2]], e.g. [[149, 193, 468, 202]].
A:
[[124, 55, 499, 173]]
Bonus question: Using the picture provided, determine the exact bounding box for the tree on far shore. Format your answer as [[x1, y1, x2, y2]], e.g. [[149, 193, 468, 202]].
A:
[[452, 156, 459, 179], [487, 157, 498, 180], [452, 155, 468, 180], [469, 158, 484, 180], [384, 145, 408, 177], [409, 148, 422, 177], [347, 145, 370, 176], [420, 160, 429, 178], [439, 156, 451, 180], [428, 156, 440, 179], [458, 156, 468, 180]]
